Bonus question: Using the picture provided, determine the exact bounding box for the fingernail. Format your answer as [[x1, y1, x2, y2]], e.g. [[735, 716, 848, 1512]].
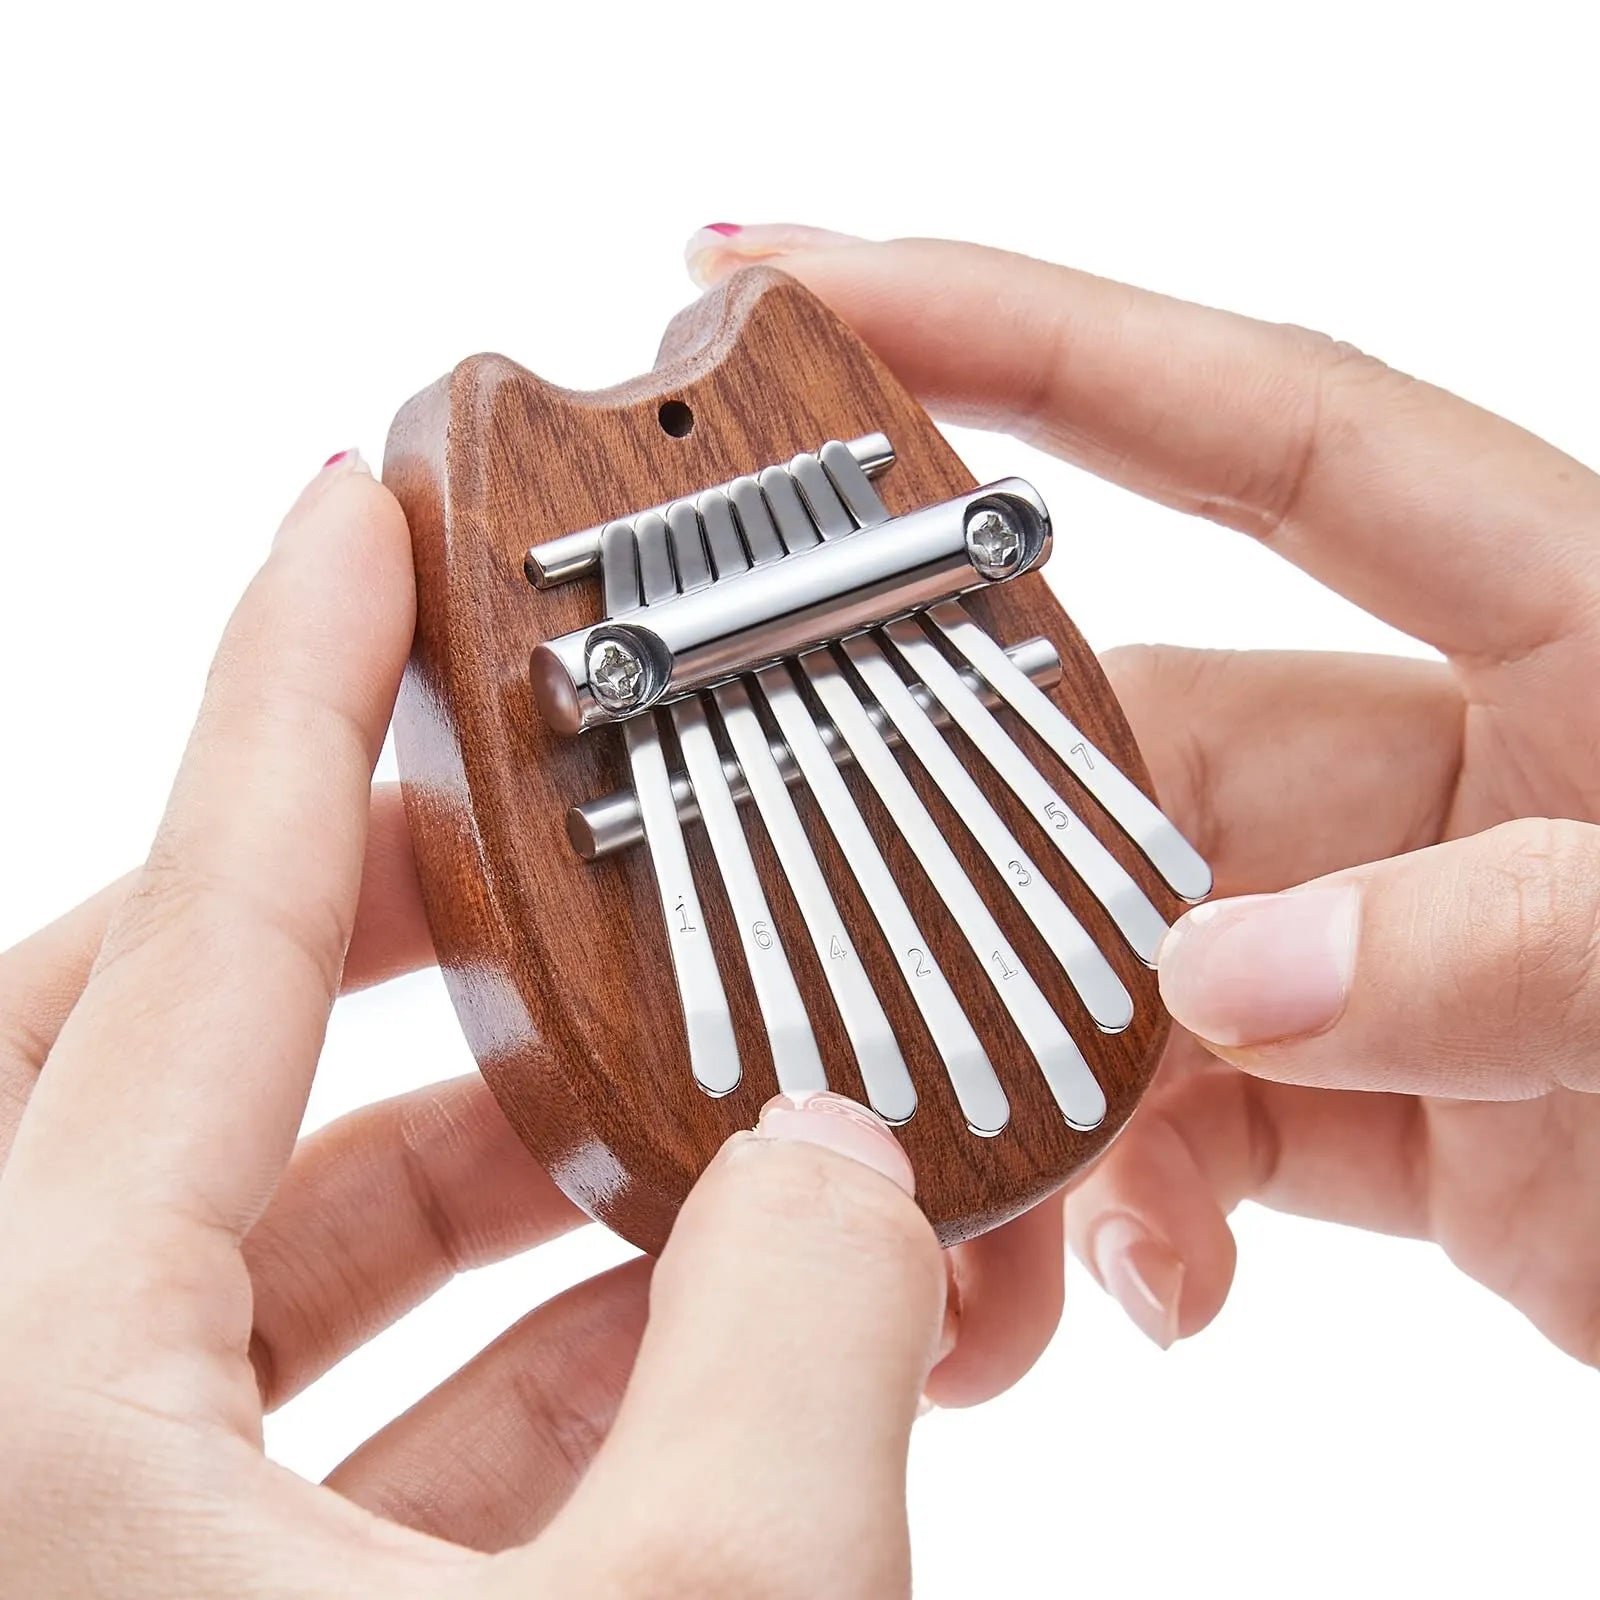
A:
[[319, 448, 369, 476], [1090, 1215, 1184, 1350], [915, 1394, 939, 1419], [684, 222, 867, 288], [1158, 886, 1360, 1048], [276, 450, 371, 547], [754, 1090, 915, 1197]]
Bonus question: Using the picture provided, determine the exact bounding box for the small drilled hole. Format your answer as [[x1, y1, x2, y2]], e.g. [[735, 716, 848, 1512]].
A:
[[658, 399, 695, 438]]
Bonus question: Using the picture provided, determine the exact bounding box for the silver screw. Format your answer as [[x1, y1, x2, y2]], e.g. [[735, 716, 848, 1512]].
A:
[[588, 636, 648, 711], [964, 505, 1025, 579]]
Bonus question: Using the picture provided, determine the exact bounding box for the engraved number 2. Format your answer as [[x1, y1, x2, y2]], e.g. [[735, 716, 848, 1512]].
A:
[[908, 947, 932, 979]]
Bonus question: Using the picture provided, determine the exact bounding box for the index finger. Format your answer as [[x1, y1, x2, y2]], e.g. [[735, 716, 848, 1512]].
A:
[[0, 454, 414, 1251], [687, 231, 1600, 677]]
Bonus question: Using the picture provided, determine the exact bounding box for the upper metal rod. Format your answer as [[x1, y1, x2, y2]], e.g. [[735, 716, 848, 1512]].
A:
[[524, 433, 895, 589]]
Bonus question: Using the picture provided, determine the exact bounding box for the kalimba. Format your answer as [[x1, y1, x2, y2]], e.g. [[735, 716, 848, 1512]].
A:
[[386, 267, 1208, 1252]]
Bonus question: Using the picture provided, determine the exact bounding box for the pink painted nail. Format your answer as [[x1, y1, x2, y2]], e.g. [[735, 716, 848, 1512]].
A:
[[1091, 1215, 1184, 1350], [754, 1090, 915, 1197], [318, 448, 369, 477], [1158, 886, 1361, 1048], [684, 222, 868, 289]]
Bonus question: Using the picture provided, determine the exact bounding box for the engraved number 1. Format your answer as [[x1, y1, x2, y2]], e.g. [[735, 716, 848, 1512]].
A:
[[991, 949, 1018, 981], [674, 897, 697, 934]]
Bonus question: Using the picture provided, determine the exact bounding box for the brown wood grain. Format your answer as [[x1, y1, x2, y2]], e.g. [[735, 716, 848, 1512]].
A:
[[386, 267, 1179, 1253]]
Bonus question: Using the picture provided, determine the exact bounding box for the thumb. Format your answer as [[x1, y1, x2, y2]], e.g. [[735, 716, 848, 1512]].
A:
[[530, 1092, 943, 1596], [1157, 818, 1600, 1099]]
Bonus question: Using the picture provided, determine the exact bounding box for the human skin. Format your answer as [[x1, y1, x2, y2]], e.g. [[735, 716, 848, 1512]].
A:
[[683, 227, 1600, 1366], [0, 456, 951, 1597]]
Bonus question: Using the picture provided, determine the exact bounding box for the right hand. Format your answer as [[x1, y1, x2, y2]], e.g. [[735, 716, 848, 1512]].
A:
[[686, 226, 1600, 1368]]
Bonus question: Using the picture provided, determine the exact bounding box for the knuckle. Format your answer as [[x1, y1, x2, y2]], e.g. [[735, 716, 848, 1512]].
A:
[[97, 853, 347, 1001], [1256, 327, 1398, 539]]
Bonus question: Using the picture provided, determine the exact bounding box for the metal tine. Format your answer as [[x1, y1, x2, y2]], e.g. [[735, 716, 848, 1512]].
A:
[[758, 659, 1009, 1135], [820, 440, 1212, 904], [926, 602, 1213, 902], [841, 634, 1134, 1034], [802, 646, 1106, 1131], [714, 478, 915, 1122], [880, 617, 1170, 967], [727, 476, 785, 566], [759, 465, 822, 553], [715, 682, 916, 1123], [643, 513, 825, 1096], [791, 452, 855, 539], [600, 519, 739, 1095], [763, 455, 1008, 1129]]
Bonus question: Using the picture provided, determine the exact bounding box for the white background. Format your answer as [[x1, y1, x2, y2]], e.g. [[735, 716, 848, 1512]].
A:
[[2, 3, 1596, 1595]]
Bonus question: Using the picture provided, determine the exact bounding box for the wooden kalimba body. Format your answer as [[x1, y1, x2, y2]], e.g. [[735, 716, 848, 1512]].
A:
[[386, 268, 1208, 1253]]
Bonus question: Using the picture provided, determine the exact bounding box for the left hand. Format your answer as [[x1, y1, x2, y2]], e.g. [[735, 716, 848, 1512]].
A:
[[0, 453, 964, 1597], [0, 451, 1064, 1574]]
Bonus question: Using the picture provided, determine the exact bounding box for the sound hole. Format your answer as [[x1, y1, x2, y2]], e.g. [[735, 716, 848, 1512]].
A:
[[658, 399, 695, 438]]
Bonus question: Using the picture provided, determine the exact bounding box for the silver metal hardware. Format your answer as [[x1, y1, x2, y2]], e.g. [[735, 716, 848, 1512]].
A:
[[524, 432, 896, 589], [926, 602, 1214, 903], [671, 695, 826, 1095], [566, 634, 1063, 862], [757, 660, 1010, 1136], [802, 647, 1107, 1132], [965, 504, 1025, 580], [601, 519, 740, 1096], [880, 618, 1170, 966], [840, 633, 1135, 1036], [534, 431, 1207, 1138], [530, 479, 1053, 735], [587, 636, 648, 712]]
